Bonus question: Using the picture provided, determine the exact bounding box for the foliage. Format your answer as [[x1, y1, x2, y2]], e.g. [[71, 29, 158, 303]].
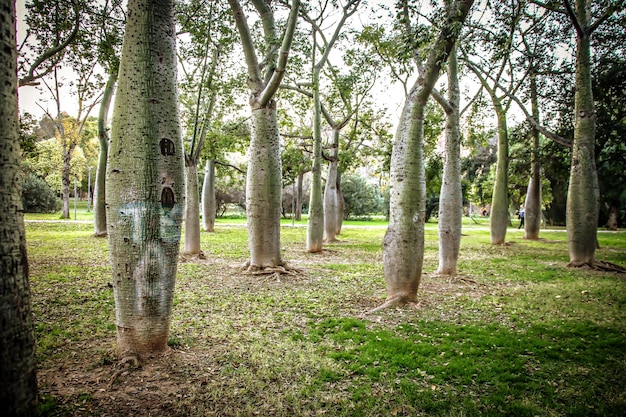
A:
[[21, 172, 60, 213], [341, 174, 383, 219]]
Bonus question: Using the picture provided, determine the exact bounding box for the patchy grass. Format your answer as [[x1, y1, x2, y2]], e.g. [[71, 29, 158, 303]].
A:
[[24, 218, 626, 417]]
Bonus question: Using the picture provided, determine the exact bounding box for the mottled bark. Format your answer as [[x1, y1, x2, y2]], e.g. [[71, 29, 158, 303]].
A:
[[489, 107, 509, 244], [335, 169, 345, 234], [201, 159, 216, 232], [566, 5, 599, 265], [382, 0, 474, 306], [106, 0, 183, 359], [324, 139, 340, 242], [183, 162, 202, 255], [94, 72, 117, 237], [246, 107, 284, 267], [0, 1, 38, 413], [524, 73, 542, 240], [436, 46, 462, 275]]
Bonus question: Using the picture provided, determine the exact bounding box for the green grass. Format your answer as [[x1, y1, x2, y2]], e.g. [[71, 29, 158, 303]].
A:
[[25, 215, 626, 417]]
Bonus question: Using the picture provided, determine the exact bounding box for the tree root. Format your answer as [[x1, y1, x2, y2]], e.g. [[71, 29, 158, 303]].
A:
[[179, 251, 207, 262], [240, 261, 302, 276], [567, 259, 626, 273], [364, 296, 421, 315], [107, 354, 140, 389]]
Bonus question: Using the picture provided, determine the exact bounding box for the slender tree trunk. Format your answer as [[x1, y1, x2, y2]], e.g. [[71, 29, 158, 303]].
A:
[[489, 106, 509, 244], [106, 0, 183, 359], [294, 172, 303, 221], [524, 73, 542, 239], [307, 67, 324, 253], [336, 169, 344, 234], [94, 72, 117, 237], [381, 0, 474, 307], [202, 159, 216, 232], [183, 160, 202, 255], [324, 132, 340, 242], [0, 1, 38, 413], [436, 46, 462, 275], [246, 107, 284, 269], [566, 8, 599, 265], [61, 153, 71, 218]]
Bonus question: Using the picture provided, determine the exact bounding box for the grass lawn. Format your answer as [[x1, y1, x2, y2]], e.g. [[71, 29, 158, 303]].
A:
[[25, 210, 626, 416]]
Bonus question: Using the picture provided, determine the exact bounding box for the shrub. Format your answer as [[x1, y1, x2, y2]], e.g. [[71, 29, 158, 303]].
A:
[[342, 174, 383, 219], [22, 172, 60, 213]]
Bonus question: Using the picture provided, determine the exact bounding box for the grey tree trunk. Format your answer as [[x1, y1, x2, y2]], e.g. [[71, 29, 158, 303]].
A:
[[247, 108, 284, 268], [183, 161, 202, 255], [436, 46, 462, 275], [335, 169, 344, 234], [324, 139, 340, 242], [489, 107, 509, 244], [94, 72, 117, 237], [294, 172, 303, 221], [566, 0, 600, 266], [61, 151, 72, 218], [0, 1, 38, 413], [201, 159, 216, 232], [306, 69, 324, 253], [106, 0, 184, 359], [381, 0, 474, 307], [524, 73, 541, 239]]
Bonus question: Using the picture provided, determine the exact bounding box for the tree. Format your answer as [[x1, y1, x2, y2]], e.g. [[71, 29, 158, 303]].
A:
[[0, 0, 38, 413], [378, 0, 475, 310], [106, 0, 184, 360], [227, 0, 300, 272]]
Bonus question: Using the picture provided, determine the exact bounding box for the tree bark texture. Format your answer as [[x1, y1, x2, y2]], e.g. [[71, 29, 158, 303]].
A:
[[524, 72, 542, 240], [324, 141, 340, 242], [489, 107, 509, 244], [201, 159, 216, 232], [436, 46, 463, 275], [294, 172, 303, 221], [0, 0, 38, 413], [566, 3, 599, 265], [382, 0, 474, 305], [106, 0, 183, 359], [246, 107, 284, 268], [335, 169, 345, 234], [307, 69, 324, 253], [94, 72, 117, 237], [183, 162, 201, 254]]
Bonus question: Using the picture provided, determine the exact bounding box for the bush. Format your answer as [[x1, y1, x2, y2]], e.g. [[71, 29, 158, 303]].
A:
[[22, 172, 60, 213], [342, 174, 383, 219]]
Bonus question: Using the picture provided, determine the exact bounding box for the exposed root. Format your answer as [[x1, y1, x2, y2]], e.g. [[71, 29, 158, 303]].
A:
[[363, 296, 420, 315], [567, 259, 626, 273], [241, 262, 302, 276], [107, 354, 140, 389], [179, 251, 207, 262]]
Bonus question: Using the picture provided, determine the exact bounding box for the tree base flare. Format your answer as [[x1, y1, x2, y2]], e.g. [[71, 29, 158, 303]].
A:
[[566, 259, 626, 273], [179, 251, 207, 262], [365, 296, 421, 315], [240, 261, 302, 276]]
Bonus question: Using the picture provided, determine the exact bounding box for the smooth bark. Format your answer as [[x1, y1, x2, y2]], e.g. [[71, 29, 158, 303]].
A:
[[382, 0, 474, 306], [324, 133, 340, 242], [306, 66, 324, 252], [436, 46, 463, 275], [94, 72, 117, 237], [490, 107, 510, 244], [106, 0, 183, 359], [183, 162, 202, 255], [524, 72, 542, 239], [0, 0, 38, 413], [201, 159, 216, 232]]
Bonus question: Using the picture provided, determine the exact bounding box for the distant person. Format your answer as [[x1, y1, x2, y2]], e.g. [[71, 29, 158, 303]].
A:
[[517, 204, 525, 229]]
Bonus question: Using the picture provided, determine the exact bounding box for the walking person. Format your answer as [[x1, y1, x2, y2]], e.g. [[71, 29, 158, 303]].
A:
[[517, 204, 525, 229]]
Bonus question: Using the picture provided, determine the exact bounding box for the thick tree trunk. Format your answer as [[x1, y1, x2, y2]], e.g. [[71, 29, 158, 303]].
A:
[[106, 0, 183, 359], [436, 46, 462, 275], [246, 106, 284, 269], [566, 19, 599, 265], [307, 69, 324, 253], [524, 73, 542, 239], [381, 0, 474, 307], [336, 169, 345, 234], [183, 161, 202, 255], [94, 72, 117, 237], [0, 1, 38, 413], [201, 159, 216, 232], [324, 134, 340, 242], [489, 108, 509, 244]]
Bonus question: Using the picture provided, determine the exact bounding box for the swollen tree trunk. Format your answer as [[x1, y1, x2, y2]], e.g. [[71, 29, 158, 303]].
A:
[[201, 159, 216, 232], [247, 108, 284, 267], [382, 0, 474, 307], [183, 161, 202, 255], [566, 2, 600, 266], [436, 46, 462, 275], [306, 68, 324, 253], [489, 105, 509, 244], [106, 0, 184, 359], [94, 72, 117, 237], [0, 1, 38, 413], [524, 72, 541, 239], [324, 137, 340, 242]]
